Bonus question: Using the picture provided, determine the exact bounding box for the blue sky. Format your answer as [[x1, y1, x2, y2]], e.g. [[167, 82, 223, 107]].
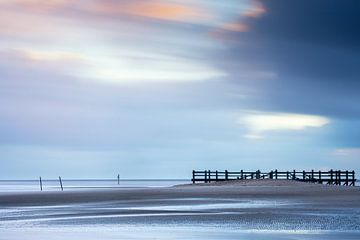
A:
[[0, 0, 359, 179]]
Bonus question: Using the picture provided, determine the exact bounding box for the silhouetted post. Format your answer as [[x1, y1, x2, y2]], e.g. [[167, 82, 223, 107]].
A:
[[216, 170, 218, 181], [319, 170, 322, 183], [346, 170, 349, 186], [192, 170, 195, 184], [208, 170, 211, 182], [39, 177, 43, 191], [204, 170, 207, 183], [225, 170, 228, 181], [330, 169, 333, 184], [117, 174, 120, 185], [293, 170, 296, 180], [286, 171, 289, 179], [275, 169, 278, 179], [303, 170, 305, 180], [335, 170, 338, 185], [240, 170, 243, 179], [351, 171, 355, 186], [59, 176, 63, 191], [270, 170, 273, 179], [311, 170, 314, 182], [338, 170, 341, 185]]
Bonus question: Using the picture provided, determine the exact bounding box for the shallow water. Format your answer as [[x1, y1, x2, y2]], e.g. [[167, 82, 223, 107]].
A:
[[1, 197, 360, 239], [0, 179, 189, 192]]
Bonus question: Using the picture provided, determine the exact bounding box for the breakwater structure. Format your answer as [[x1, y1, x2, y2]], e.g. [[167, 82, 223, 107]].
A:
[[192, 170, 356, 186]]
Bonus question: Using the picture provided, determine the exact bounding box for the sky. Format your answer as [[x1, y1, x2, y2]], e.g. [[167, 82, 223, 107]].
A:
[[0, 0, 359, 179]]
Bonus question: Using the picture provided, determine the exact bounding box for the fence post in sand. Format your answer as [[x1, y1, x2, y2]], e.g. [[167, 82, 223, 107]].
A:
[[59, 176, 63, 191], [192, 170, 195, 184], [330, 169, 333, 185], [225, 170, 228, 181], [208, 170, 211, 183], [275, 169, 278, 180], [351, 171, 355, 186], [216, 170, 218, 181], [39, 176, 43, 191], [117, 174, 120, 185], [311, 170, 314, 182], [286, 171, 289, 179], [204, 170, 207, 183], [293, 170, 296, 180], [319, 170, 322, 183]]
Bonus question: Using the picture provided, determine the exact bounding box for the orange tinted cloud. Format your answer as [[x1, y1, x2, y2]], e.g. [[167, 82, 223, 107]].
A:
[[90, 0, 209, 23], [243, 0, 266, 18], [0, 0, 206, 22], [220, 22, 248, 32], [212, 0, 266, 37]]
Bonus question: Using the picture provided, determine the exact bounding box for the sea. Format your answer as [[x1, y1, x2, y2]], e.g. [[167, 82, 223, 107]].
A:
[[0, 179, 189, 192]]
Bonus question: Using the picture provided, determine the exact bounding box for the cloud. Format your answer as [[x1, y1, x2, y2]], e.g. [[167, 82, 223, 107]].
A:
[[85, 56, 227, 84], [242, 0, 266, 18], [240, 112, 330, 139], [334, 148, 360, 158], [87, 0, 209, 23], [219, 22, 248, 32], [0, 0, 263, 33], [1, 48, 226, 84]]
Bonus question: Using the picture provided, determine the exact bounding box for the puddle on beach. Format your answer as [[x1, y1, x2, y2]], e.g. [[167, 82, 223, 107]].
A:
[[1, 226, 360, 240], [1, 198, 360, 239]]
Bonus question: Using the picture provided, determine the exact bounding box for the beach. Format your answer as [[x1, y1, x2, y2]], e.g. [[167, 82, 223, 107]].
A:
[[1, 180, 360, 239]]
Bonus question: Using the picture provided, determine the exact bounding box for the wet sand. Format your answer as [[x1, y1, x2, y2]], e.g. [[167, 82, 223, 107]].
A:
[[1, 180, 360, 239]]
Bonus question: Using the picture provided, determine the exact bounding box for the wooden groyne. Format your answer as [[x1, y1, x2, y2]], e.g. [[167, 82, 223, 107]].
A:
[[192, 170, 356, 186]]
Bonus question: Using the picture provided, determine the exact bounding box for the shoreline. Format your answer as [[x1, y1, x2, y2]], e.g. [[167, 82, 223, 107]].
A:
[[0, 180, 359, 207]]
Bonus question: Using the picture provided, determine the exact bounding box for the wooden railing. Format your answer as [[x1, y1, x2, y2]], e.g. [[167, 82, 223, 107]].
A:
[[192, 170, 356, 186]]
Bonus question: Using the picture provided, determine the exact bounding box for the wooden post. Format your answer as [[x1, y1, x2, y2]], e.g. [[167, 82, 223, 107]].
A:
[[204, 170, 207, 183], [330, 169, 333, 185], [240, 170, 243, 179], [351, 171, 355, 186], [270, 170, 273, 179], [275, 169, 278, 180], [311, 170, 314, 182], [59, 176, 63, 191], [338, 170, 341, 185], [319, 170, 321, 183], [345, 170, 349, 186], [117, 174, 120, 185], [286, 171, 289, 179], [225, 170, 228, 181], [208, 170, 211, 183], [39, 176, 43, 191], [335, 170, 338, 185], [192, 170, 195, 184], [303, 170, 305, 180], [216, 170, 218, 181], [293, 170, 296, 180]]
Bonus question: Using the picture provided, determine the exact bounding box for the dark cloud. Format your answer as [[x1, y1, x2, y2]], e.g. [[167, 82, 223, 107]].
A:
[[220, 0, 360, 119], [251, 0, 360, 49]]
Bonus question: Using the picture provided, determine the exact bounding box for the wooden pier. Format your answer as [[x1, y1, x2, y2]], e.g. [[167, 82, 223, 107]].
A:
[[192, 170, 356, 186]]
